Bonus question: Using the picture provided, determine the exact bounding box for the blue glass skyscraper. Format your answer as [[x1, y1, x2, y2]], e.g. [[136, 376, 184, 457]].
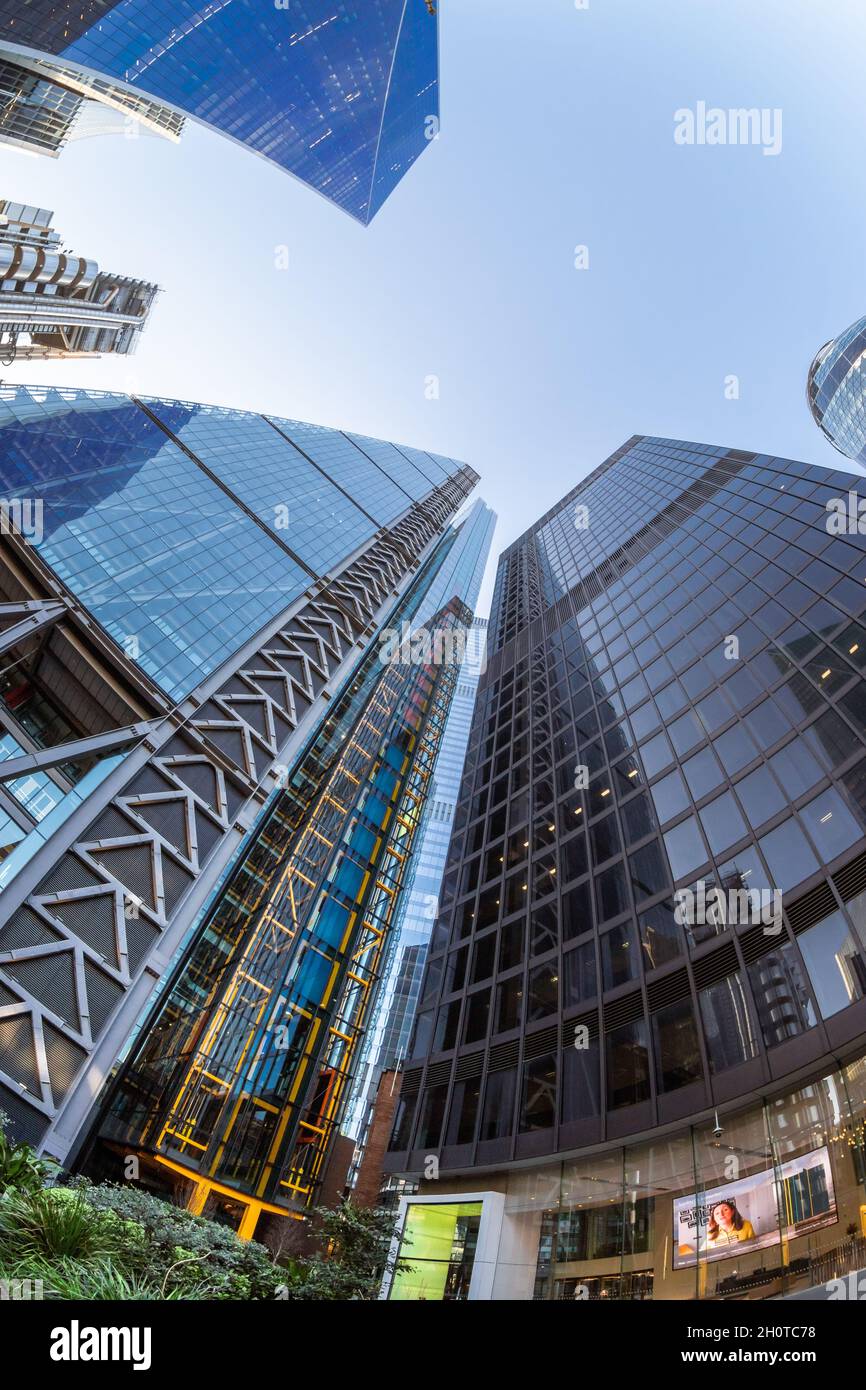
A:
[[0, 382, 481, 1240], [81, 497, 493, 1234], [0, 1, 440, 221]]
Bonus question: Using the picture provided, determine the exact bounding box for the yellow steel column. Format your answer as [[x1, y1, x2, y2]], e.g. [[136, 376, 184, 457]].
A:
[[187, 1180, 210, 1218], [237, 1201, 262, 1242]]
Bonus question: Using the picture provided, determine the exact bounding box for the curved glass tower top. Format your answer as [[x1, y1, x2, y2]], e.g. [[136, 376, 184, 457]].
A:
[[0, 0, 439, 222], [807, 314, 866, 465], [0, 381, 468, 698]]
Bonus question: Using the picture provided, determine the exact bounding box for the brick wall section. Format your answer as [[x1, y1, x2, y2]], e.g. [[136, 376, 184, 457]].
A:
[[353, 1070, 403, 1208]]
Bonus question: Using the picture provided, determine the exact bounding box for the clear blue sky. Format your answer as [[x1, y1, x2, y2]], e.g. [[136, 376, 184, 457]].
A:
[[3, 0, 865, 614]]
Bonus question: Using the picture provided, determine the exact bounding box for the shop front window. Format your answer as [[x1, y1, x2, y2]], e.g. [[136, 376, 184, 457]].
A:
[[692, 1106, 782, 1299], [764, 1071, 864, 1298]]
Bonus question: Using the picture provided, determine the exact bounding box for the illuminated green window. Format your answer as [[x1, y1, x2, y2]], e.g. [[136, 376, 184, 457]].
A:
[[389, 1202, 483, 1301]]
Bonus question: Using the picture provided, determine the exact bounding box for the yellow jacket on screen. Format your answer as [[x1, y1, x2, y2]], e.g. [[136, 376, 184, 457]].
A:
[[708, 1220, 755, 1247]]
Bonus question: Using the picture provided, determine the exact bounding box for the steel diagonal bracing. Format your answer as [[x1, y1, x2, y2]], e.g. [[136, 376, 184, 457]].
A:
[[0, 468, 477, 1154]]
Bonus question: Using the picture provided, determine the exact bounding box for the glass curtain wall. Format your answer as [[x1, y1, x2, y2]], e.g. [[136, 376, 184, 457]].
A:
[[506, 1052, 866, 1300]]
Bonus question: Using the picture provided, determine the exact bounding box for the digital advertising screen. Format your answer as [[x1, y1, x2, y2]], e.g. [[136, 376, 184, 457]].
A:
[[673, 1145, 837, 1268]]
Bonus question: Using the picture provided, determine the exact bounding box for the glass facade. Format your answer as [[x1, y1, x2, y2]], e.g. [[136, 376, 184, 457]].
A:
[[345, 512, 494, 1153], [86, 502, 492, 1228], [0, 57, 81, 153], [0, 383, 466, 699], [808, 314, 866, 465], [0, 53, 184, 155], [389, 1200, 483, 1300], [0, 1, 439, 222], [386, 434, 866, 1297], [387, 1051, 866, 1301], [0, 375, 480, 1169]]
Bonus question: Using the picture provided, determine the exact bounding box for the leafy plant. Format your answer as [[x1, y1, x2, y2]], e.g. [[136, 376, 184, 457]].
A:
[[0, 1186, 126, 1262], [0, 1120, 400, 1301], [288, 1200, 403, 1301], [0, 1111, 58, 1195], [2, 1253, 211, 1301]]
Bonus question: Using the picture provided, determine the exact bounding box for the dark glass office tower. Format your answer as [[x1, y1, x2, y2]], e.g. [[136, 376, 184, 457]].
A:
[[383, 435, 866, 1302], [0, 1, 439, 222], [0, 383, 479, 1220]]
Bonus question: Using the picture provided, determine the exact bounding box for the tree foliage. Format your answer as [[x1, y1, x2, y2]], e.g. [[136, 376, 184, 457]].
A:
[[287, 1200, 403, 1301]]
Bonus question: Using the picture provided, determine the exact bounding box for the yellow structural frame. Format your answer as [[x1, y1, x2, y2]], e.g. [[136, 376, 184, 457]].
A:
[[154, 1154, 304, 1242], [130, 609, 465, 1221]]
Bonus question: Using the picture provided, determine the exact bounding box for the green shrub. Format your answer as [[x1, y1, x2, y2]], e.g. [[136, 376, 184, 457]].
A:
[[79, 1183, 285, 1300], [0, 1187, 126, 1262], [288, 1201, 401, 1301], [0, 1118, 293, 1300]]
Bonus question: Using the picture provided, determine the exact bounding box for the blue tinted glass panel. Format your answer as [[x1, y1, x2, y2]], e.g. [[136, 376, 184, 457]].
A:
[[0, 387, 308, 696], [144, 400, 375, 572], [344, 432, 432, 499], [368, 0, 439, 218], [393, 443, 449, 483], [270, 418, 411, 526], [0, 1, 439, 223]]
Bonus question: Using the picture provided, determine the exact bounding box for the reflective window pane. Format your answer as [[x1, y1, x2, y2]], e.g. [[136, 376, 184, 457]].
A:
[[699, 975, 759, 1073], [758, 819, 820, 893], [798, 911, 866, 1018], [798, 788, 862, 863], [748, 945, 817, 1047], [606, 1020, 651, 1109], [652, 1000, 702, 1092]]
